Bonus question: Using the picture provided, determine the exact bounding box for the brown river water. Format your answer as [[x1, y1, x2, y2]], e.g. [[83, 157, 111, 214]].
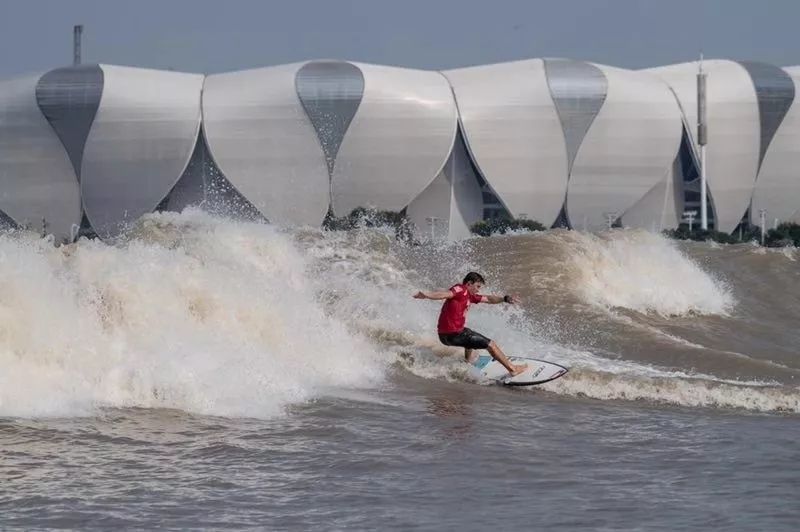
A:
[[1, 211, 798, 530]]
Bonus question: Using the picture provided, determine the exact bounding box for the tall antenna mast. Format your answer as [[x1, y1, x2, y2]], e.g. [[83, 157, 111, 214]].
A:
[[697, 52, 708, 231], [73, 25, 83, 65]]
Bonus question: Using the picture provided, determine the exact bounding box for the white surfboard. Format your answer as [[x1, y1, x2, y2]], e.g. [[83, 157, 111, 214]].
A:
[[471, 355, 568, 386]]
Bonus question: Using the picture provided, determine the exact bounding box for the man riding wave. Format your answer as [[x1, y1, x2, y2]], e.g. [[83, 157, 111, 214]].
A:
[[413, 272, 527, 376]]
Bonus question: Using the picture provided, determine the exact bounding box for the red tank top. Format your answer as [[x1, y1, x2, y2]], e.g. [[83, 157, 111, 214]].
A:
[[437, 284, 485, 333]]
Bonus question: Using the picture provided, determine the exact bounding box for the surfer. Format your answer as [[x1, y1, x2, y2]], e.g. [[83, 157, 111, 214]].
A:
[[413, 272, 527, 376]]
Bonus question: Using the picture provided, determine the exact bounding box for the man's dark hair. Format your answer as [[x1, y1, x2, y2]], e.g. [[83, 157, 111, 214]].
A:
[[462, 272, 485, 285]]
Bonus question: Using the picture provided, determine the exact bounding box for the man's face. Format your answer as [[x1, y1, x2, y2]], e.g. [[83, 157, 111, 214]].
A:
[[465, 281, 483, 295]]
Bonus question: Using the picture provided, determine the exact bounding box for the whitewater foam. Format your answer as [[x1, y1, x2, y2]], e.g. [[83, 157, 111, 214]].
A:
[[3, 215, 796, 418], [543, 369, 800, 413], [395, 334, 800, 413], [0, 211, 385, 418], [283, 227, 798, 415], [554, 230, 735, 316], [750, 244, 798, 261]]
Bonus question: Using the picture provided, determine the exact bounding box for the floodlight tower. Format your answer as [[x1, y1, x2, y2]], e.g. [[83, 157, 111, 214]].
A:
[[73, 25, 83, 65], [697, 53, 708, 230]]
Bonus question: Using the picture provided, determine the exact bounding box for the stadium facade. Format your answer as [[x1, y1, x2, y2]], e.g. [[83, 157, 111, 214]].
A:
[[0, 58, 798, 242]]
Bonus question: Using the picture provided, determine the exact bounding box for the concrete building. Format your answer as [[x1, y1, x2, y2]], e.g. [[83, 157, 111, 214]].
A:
[[0, 58, 797, 241]]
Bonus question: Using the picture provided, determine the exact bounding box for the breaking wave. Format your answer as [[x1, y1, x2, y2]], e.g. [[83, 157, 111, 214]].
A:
[[1, 213, 798, 417], [0, 211, 385, 418], [553, 230, 735, 316]]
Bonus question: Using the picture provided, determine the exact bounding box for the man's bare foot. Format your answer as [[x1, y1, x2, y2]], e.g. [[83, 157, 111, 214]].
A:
[[509, 364, 528, 376]]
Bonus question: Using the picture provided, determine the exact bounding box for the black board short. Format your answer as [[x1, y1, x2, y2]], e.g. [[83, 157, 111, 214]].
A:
[[438, 327, 492, 350]]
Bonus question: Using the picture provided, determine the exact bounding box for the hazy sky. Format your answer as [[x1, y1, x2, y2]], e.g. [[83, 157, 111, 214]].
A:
[[2, 0, 799, 77]]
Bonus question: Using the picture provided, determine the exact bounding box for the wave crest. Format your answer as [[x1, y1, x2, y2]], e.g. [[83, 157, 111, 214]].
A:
[[553, 230, 735, 316]]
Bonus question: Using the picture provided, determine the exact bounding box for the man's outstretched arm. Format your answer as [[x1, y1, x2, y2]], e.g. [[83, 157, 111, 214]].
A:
[[413, 290, 454, 300], [482, 294, 519, 304]]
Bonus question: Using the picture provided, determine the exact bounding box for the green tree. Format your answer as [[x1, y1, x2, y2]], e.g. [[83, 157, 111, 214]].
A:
[[470, 218, 546, 236], [764, 222, 800, 247]]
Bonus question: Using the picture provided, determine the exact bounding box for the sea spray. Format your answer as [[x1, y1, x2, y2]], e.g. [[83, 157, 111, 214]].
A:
[[2, 214, 798, 417], [554, 230, 735, 316], [0, 211, 385, 418]]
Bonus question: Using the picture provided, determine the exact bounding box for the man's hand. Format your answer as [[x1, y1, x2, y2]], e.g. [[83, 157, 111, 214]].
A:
[[413, 291, 427, 299], [485, 294, 519, 304]]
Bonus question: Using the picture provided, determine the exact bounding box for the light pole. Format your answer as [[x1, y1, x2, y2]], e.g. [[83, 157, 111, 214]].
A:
[[603, 212, 618, 230], [73, 25, 83, 66], [426, 216, 439, 240], [697, 54, 708, 231], [760, 209, 767, 245], [683, 211, 697, 232]]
